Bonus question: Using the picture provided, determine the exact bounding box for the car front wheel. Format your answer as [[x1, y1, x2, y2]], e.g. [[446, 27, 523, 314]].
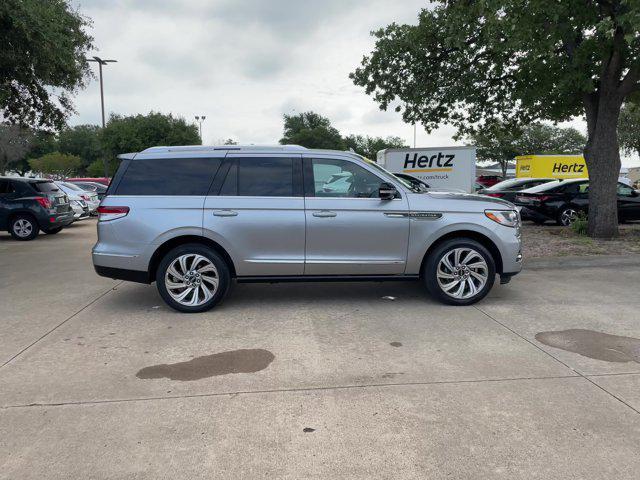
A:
[[424, 238, 496, 306], [156, 244, 230, 313], [9, 215, 39, 241]]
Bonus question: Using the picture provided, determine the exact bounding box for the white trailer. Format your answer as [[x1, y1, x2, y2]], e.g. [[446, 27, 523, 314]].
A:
[[376, 146, 476, 193]]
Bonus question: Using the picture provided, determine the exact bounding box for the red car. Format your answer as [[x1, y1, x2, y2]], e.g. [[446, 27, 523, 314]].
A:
[[476, 175, 504, 188], [66, 177, 111, 186]]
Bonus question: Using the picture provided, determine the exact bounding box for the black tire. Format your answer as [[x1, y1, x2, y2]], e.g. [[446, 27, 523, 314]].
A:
[[44, 227, 63, 234], [9, 214, 39, 241], [423, 238, 496, 306], [156, 243, 230, 313]]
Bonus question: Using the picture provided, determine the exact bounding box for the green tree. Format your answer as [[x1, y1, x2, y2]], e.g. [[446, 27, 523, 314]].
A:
[[0, 124, 33, 174], [29, 152, 82, 179], [100, 112, 201, 173], [58, 124, 102, 174], [618, 102, 640, 158], [343, 134, 407, 160], [0, 0, 94, 129], [468, 122, 586, 177], [352, 1, 640, 238], [279, 111, 345, 150]]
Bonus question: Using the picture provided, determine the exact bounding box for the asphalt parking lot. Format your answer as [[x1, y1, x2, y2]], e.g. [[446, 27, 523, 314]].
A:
[[2, 220, 640, 479]]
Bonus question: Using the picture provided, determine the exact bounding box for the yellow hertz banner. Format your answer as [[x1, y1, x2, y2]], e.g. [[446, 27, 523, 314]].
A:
[[515, 155, 588, 179]]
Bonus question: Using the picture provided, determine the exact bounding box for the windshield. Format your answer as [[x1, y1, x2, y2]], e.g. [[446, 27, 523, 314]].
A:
[[485, 179, 528, 191], [522, 180, 565, 193]]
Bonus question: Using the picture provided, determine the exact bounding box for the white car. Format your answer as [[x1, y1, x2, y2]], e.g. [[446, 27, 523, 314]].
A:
[[57, 182, 99, 215], [54, 182, 90, 220]]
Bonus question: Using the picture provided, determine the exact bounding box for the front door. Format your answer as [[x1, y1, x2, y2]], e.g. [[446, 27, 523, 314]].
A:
[[203, 154, 305, 276], [617, 182, 640, 221], [304, 157, 410, 275]]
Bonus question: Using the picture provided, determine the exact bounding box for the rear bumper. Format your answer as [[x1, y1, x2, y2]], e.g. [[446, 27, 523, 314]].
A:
[[94, 265, 151, 284], [46, 211, 75, 228], [518, 206, 552, 222]]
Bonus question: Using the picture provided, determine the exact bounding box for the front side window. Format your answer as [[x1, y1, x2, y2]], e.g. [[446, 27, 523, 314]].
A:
[[311, 159, 385, 198], [617, 183, 634, 196], [115, 158, 221, 195]]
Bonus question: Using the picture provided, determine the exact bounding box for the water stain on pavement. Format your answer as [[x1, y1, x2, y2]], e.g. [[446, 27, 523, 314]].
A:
[[535, 329, 640, 363], [389, 342, 403, 347], [136, 349, 275, 381]]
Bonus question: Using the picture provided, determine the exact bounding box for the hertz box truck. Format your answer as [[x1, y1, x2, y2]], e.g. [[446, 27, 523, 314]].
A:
[[515, 155, 588, 179], [376, 146, 476, 192]]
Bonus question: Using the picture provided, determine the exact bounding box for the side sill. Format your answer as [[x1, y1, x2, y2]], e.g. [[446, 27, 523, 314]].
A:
[[94, 265, 151, 284], [236, 275, 420, 284]]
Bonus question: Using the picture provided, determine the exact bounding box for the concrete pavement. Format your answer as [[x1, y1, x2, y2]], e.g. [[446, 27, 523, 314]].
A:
[[1, 221, 640, 479]]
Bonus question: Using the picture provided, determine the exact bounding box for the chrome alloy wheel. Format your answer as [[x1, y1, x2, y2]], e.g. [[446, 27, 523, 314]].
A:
[[164, 254, 219, 307], [13, 219, 33, 238], [436, 247, 489, 300], [560, 208, 578, 226]]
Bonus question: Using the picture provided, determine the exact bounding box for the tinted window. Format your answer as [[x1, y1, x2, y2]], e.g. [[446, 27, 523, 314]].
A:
[[237, 157, 294, 197], [115, 158, 221, 195], [617, 183, 634, 196], [220, 162, 238, 196], [30, 181, 59, 193], [311, 158, 384, 198], [0, 180, 14, 195]]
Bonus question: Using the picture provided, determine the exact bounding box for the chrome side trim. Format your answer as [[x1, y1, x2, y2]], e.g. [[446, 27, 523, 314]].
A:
[[92, 252, 139, 258]]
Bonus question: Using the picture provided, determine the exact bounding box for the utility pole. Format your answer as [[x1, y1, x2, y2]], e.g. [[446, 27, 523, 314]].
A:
[[87, 56, 117, 177], [195, 116, 206, 143]]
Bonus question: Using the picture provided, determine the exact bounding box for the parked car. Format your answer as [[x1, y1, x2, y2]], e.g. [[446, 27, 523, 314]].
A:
[[54, 182, 90, 220], [56, 182, 99, 214], [476, 175, 504, 188], [394, 173, 430, 192], [66, 177, 111, 186], [93, 145, 522, 312], [0, 177, 74, 240], [67, 180, 108, 200], [514, 179, 640, 225], [478, 178, 554, 202]]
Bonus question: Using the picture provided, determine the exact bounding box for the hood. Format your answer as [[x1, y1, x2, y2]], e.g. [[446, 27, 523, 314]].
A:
[[412, 190, 515, 209]]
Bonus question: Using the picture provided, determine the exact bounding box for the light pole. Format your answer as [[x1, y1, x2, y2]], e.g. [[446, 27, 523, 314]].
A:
[[413, 123, 417, 148], [87, 56, 117, 177], [195, 116, 206, 143]]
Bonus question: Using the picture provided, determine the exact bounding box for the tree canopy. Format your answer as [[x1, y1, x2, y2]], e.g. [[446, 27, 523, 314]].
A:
[[343, 134, 407, 160], [0, 0, 94, 129], [352, 0, 640, 237], [28, 152, 82, 179], [618, 102, 640, 157], [280, 111, 346, 150]]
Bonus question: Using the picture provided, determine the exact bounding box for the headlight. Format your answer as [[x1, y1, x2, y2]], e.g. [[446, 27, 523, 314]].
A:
[[485, 209, 520, 228]]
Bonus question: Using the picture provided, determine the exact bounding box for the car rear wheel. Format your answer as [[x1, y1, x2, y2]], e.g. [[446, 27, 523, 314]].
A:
[[424, 238, 496, 306], [9, 215, 39, 241], [156, 244, 230, 313], [557, 207, 578, 226]]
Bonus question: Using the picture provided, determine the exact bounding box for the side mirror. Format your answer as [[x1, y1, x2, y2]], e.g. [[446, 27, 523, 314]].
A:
[[379, 182, 397, 200], [631, 189, 639, 197]]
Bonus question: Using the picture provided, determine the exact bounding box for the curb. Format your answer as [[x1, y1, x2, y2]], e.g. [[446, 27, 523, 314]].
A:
[[524, 254, 640, 271]]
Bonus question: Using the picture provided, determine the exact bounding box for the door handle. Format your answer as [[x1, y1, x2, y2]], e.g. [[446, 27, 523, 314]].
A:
[[312, 210, 337, 218], [212, 209, 238, 217]]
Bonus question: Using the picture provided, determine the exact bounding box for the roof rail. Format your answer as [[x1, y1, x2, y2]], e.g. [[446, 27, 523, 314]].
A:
[[140, 145, 308, 154]]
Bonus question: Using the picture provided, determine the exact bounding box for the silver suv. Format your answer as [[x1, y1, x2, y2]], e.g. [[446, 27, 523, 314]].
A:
[[93, 145, 522, 312]]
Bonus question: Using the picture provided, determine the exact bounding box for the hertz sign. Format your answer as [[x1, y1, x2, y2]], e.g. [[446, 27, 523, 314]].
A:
[[515, 155, 588, 179]]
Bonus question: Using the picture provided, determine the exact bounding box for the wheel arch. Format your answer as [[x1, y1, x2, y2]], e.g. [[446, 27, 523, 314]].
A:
[[420, 230, 504, 275], [148, 235, 237, 282]]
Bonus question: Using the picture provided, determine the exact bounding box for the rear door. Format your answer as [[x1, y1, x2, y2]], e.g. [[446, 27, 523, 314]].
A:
[[303, 156, 410, 275], [203, 154, 305, 276]]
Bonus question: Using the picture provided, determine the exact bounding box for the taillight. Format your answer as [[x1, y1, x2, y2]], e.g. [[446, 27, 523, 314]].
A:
[[97, 206, 129, 221], [487, 193, 505, 198], [35, 197, 52, 209]]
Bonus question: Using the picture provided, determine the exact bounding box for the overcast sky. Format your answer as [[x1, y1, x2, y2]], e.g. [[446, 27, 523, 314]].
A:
[[71, 0, 639, 167]]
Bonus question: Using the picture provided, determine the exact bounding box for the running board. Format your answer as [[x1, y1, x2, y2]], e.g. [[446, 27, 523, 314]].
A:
[[236, 275, 420, 283]]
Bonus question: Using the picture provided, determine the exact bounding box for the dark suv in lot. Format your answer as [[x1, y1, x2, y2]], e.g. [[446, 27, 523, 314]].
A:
[[0, 177, 75, 240]]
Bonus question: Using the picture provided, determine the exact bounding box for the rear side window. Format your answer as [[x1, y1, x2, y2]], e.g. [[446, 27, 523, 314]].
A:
[[217, 157, 299, 197], [0, 180, 15, 194], [30, 181, 59, 193], [115, 158, 221, 195]]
